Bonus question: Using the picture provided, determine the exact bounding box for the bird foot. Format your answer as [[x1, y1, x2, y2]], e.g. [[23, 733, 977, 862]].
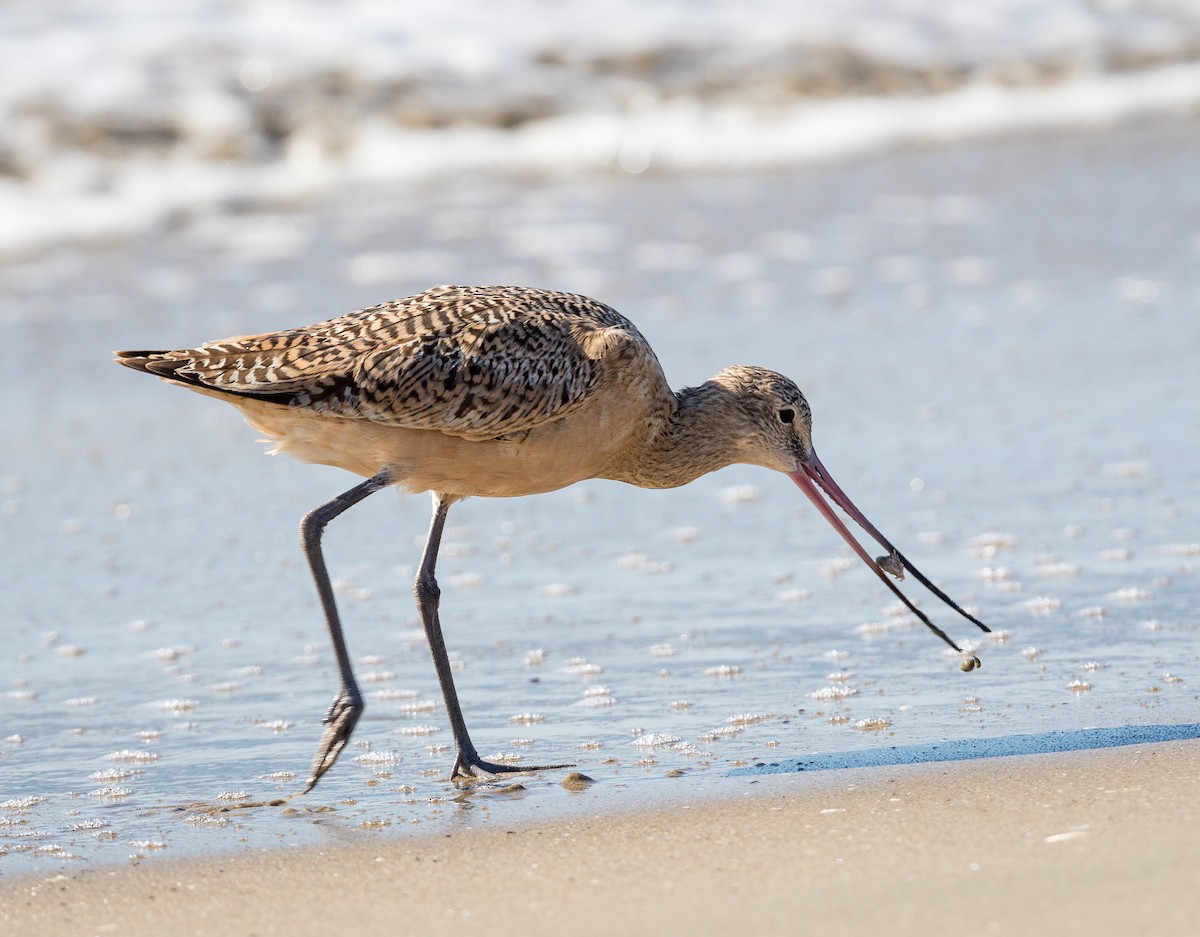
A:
[[451, 752, 574, 785], [304, 689, 363, 792]]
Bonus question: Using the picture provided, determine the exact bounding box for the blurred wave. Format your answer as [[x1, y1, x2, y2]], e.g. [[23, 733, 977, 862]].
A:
[[3, 0, 1200, 253]]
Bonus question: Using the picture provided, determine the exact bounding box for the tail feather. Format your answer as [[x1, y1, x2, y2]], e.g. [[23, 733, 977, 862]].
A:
[[115, 349, 185, 377], [115, 348, 212, 385], [114, 347, 297, 403]]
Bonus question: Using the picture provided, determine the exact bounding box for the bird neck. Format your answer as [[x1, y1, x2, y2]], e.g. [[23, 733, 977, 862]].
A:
[[605, 381, 745, 489]]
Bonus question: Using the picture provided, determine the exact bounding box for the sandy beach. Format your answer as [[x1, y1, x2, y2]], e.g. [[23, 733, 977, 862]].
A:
[[4, 739, 1198, 936]]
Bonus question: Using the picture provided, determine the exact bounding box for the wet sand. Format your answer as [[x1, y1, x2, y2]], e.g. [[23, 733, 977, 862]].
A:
[[4, 739, 1198, 936]]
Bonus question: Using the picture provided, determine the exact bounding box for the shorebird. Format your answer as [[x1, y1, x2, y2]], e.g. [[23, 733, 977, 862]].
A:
[[117, 284, 988, 792]]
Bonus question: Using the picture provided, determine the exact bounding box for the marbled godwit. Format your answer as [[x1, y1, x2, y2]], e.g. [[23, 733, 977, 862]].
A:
[[117, 284, 988, 792]]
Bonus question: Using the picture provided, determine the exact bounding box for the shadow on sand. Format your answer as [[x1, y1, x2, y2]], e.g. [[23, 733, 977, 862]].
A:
[[728, 724, 1200, 776]]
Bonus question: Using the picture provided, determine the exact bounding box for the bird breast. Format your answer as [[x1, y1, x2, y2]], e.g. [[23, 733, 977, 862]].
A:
[[225, 367, 669, 499]]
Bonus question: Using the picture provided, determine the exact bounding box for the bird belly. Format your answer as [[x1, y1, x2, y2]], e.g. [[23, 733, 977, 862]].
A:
[[226, 395, 633, 499]]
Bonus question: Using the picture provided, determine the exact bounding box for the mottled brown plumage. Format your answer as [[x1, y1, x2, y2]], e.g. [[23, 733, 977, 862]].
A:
[[120, 286, 635, 438], [117, 285, 813, 496], [117, 284, 988, 792]]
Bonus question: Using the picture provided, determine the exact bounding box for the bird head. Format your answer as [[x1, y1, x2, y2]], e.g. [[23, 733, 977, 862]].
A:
[[711, 364, 989, 662], [708, 365, 814, 473]]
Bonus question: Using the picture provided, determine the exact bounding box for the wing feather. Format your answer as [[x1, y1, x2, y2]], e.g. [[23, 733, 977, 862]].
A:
[[116, 285, 643, 441]]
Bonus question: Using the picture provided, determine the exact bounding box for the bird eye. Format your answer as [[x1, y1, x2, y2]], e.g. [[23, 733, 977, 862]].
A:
[[778, 408, 795, 424]]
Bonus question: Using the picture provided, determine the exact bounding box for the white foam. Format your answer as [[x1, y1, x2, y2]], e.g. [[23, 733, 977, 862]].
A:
[[5, 1, 1200, 253]]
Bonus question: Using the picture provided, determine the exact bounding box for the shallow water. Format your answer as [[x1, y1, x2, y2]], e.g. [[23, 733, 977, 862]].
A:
[[2, 121, 1198, 873]]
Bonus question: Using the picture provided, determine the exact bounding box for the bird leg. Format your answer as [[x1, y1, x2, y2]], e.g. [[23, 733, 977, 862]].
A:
[[415, 493, 574, 782], [301, 469, 394, 793]]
